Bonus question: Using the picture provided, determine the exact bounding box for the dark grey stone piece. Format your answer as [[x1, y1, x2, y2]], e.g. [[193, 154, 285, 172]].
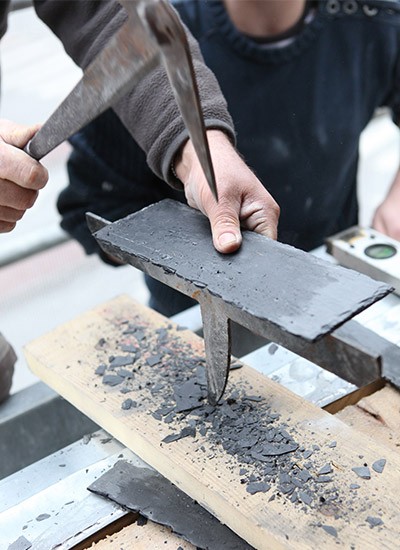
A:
[[121, 398, 136, 410], [372, 459, 386, 474], [7, 536, 32, 550], [94, 200, 390, 342], [318, 463, 333, 475], [321, 525, 338, 538], [109, 355, 135, 368], [95, 364, 107, 376], [162, 426, 196, 444], [299, 491, 313, 506], [88, 460, 253, 549], [366, 516, 384, 528], [351, 466, 371, 480], [36, 513, 51, 521], [246, 482, 271, 495], [102, 374, 124, 387]]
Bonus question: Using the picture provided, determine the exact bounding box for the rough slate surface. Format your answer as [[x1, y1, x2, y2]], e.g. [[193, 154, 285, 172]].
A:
[[88, 460, 254, 550], [95, 200, 391, 342]]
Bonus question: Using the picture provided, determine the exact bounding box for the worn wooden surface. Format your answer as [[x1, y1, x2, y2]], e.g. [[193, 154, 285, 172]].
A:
[[336, 385, 400, 452], [84, 518, 195, 549], [25, 295, 400, 550]]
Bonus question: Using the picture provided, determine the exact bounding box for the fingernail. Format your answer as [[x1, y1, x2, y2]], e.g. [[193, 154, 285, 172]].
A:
[[218, 232, 239, 247]]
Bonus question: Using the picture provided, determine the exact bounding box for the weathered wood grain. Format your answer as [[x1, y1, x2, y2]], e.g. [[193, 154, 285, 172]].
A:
[[336, 385, 400, 452], [24, 296, 400, 550]]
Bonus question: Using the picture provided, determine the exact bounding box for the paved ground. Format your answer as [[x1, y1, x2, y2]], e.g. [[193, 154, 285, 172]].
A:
[[0, 6, 399, 395]]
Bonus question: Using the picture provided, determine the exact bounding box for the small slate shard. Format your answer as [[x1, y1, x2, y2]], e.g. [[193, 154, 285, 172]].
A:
[[95, 363, 107, 376], [109, 355, 135, 368], [246, 482, 270, 495], [121, 398, 136, 410], [302, 449, 313, 459], [350, 483, 360, 490], [117, 368, 134, 379], [82, 434, 92, 445], [102, 374, 124, 386], [146, 354, 163, 367], [352, 466, 371, 480], [366, 516, 384, 528], [260, 442, 299, 456], [243, 395, 263, 403], [315, 476, 333, 484], [36, 513, 51, 522], [7, 536, 32, 550], [298, 469, 312, 483], [230, 361, 242, 370], [328, 441, 337, 448], [321, 525, 338, 538], [162, 426, 196, 444], [268, 343, 279, 355], [318, 463, 332, 475], [95, 337, 107, 349], [299, 491, 313, 506], [120, 344, 138, 353], [136, 515, 148, 526], [134, 330, 146, 341], [372, 458, 386, 474]]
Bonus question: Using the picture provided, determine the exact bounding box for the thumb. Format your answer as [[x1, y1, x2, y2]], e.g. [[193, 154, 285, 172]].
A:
[[0, 119, 40, 149], [208, 206, 243, 254]]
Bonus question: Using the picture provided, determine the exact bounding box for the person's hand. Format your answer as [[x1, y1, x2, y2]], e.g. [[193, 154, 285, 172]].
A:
[[0, 119, 49, 233], [372, 169, 400, 241], [175, 130, 280, 253]]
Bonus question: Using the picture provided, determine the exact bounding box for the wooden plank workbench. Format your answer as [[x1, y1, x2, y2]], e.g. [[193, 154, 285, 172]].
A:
[[24, 295, 400, 550]]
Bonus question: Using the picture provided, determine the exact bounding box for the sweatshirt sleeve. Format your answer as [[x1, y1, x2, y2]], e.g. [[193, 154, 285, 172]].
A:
[[33, 0, 235, 185]]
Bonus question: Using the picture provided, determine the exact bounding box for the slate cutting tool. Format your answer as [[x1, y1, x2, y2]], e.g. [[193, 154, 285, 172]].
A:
[[24, 0, 218, 200], [87, 199, 399, 405]]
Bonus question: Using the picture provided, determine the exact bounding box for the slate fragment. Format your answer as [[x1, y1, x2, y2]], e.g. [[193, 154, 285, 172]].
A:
[[372, 458, 386, 474], [351, 466, 371, 480], [88, 460, 253, 549], [102, 374, 124, 386], [95, 363, 107, 376], [7, 536, 32, 550], [318, 463, 332, 475], [299, 491, 313, 506], [109, 355, 135, 368], [146, 354, 163, 367], [246, 482, 271, 495], [162, 426, 196, 443], [366, 516, 384, 528], [36, 513, 50, 521], [321, 524, 338, 538], [121, 398, 136, 410]]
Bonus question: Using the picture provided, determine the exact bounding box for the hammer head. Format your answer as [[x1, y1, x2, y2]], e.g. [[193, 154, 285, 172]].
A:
[[26, 0, 217, 202]]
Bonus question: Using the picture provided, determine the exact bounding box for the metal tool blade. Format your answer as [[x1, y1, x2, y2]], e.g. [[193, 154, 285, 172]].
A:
[[25, 1, 159, 160], [142, 0, 218, 201], [200, 298, 231, 405]]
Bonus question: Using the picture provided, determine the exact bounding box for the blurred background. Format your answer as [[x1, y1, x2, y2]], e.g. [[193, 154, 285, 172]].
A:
[[0, 1, 399, 395]]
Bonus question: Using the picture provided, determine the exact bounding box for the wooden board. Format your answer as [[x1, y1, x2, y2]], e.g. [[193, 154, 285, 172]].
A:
[[24, 296, 400, 550], [336, 386, 400, 452], [84, 518, 195, 549]]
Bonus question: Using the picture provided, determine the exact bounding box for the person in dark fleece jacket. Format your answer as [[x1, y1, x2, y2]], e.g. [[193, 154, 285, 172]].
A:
[[58, 0, 400, 316]]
